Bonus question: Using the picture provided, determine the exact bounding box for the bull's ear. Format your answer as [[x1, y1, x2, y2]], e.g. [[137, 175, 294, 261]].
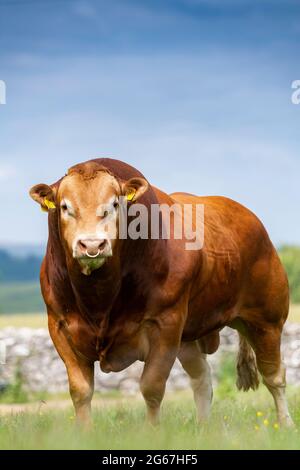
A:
[[29, 184, 56, 212], [122, 177, 149, 202]]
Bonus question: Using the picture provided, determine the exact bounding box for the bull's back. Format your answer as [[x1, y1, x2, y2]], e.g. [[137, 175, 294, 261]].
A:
[[169, 192, 288, 341], [169, 192, 272, 260]]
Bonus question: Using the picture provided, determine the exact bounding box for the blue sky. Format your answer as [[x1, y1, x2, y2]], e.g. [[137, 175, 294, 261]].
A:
[[0, 0, 299, 246]]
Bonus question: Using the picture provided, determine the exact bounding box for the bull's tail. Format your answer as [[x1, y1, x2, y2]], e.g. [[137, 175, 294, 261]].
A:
[[236, 333, 260, 391]]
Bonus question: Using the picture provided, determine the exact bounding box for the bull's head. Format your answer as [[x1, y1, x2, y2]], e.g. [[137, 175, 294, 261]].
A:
[[29, 162, 148, 275]]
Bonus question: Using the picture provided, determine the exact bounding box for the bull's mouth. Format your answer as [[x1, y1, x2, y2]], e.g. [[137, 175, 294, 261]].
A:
[[85, 249, 102, 259], [76, 253, 111, 276]]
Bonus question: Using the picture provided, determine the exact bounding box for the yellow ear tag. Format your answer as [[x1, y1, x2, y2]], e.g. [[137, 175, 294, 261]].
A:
[[44, 198, 56, 210], [126, 189, 136, 201]]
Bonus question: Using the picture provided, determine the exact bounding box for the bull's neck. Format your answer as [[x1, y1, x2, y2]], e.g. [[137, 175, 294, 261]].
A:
[[68, 256, 122, 318]]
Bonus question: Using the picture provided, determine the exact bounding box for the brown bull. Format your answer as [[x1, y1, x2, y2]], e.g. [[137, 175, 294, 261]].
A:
[[29, 158, 293, 427]]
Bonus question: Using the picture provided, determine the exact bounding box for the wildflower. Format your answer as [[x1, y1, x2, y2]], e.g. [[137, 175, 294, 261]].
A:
[[223, 415, 228, 421], [263, 419, 269, 426], [273, 423, 279, 430], [69, 415, 75, 421], [254, 425, 259, 431], [256, 411, 263, 417]]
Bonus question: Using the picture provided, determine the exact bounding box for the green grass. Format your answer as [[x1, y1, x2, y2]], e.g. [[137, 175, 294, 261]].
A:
[[289, 304, 300, 323], [0, 388, 299, 450], [0, 306, 299, 449], [0, 282, 45, 314], [0, 355, 299, 449]]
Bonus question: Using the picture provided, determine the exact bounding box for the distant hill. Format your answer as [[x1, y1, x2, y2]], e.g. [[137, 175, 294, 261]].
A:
[[0, 244, 45, 259], [0, 249, 42, 283], [278, 245, 300, 304]]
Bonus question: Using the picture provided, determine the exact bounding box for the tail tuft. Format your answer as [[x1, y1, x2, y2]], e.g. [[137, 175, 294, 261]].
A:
[[236, 334, 259, 391]]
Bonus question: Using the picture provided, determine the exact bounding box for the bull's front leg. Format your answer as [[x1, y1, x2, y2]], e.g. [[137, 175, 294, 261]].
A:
[[66, 355, 94, 426], [48, 312, 94, 427], [140, 311, 184, 425]]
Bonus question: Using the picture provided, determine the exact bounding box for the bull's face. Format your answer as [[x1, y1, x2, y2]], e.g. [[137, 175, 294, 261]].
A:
[[30, 167, 148, 275]]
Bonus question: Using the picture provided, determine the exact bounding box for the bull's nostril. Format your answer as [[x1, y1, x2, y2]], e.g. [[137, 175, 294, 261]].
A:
[[77, 239, 107, 255], [78, 240, 87, 250], [99, 240, 107, 250]]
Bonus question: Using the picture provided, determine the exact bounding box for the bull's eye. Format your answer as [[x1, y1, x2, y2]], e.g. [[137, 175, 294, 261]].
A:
[[113, 201, 119, 209], [61, 203, 68, 212]]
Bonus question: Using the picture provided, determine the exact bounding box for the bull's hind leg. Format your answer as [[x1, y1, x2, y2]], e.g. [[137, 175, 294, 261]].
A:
[[178, 341, 212, 422], [254, 328, 293, 427], [242, 318, 293, 427]]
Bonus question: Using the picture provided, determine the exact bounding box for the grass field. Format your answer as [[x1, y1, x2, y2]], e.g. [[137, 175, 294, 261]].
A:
[[0, 312, 47, 329], [0, 388, 300, 450], [0, 282, 44, 314], [290, 304, 300, 323], [1, 306, 300, 449]]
